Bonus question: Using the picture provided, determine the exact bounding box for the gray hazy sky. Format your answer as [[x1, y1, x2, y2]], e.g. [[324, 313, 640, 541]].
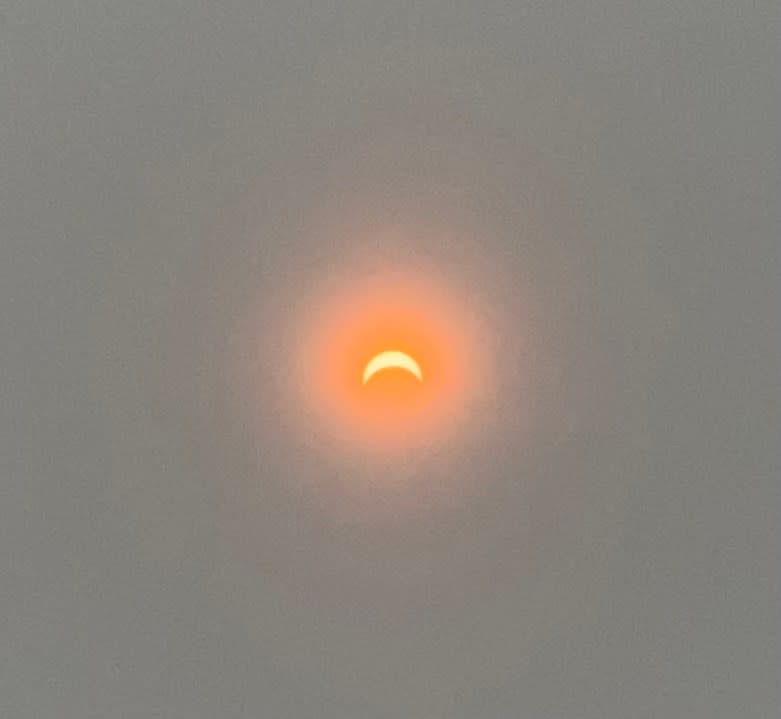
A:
[[1, 2, 780, 717]]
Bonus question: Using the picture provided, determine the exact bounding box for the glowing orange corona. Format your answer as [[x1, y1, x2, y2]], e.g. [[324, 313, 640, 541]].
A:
[[295, 268, 488, 452]]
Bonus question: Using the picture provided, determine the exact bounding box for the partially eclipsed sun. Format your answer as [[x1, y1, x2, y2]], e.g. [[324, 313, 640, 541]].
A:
[[362, 350, 423, 385], [292, 267, 491, 453]]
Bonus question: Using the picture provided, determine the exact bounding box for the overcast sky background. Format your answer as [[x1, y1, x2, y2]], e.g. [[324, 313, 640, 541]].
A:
[[2, 2, 780, 717]]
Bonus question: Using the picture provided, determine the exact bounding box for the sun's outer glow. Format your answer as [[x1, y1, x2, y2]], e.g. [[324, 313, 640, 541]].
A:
[[294, 267, 491, 454], [362, 350, 423, 385]]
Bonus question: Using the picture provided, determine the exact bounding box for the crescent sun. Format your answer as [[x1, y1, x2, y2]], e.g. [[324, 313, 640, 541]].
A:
[[362, 350, 423, 385]]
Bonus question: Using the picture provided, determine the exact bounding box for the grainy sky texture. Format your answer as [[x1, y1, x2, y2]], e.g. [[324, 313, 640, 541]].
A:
[[1, 2, 780, 717]]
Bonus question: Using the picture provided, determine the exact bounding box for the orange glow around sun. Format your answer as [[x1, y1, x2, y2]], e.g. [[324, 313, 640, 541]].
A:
[[296, 268, 488, 453]]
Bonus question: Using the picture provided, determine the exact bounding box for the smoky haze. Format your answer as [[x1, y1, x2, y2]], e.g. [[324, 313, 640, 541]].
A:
[[1, 2, 779, 717]]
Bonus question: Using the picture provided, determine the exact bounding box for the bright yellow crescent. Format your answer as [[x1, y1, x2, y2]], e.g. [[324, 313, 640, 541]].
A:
[[362, 350, 423, 385]]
